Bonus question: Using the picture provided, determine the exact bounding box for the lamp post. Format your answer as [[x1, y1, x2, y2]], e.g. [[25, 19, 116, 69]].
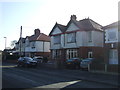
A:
[[4, 37, 7, 49], [3, 37, 7, 60]]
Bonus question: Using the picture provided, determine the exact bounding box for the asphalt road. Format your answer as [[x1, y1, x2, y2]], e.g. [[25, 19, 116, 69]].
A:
[[2, 63, 118, 89]]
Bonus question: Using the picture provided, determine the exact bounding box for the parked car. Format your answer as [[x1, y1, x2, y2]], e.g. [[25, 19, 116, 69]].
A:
[[80, 58, 95, 70], [33, 56, 43, 63], [17, 57, 38, 67], [65, 58, 82, 69]]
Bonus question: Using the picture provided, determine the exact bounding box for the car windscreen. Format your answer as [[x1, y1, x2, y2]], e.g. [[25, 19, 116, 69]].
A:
[[24, 57, 33, 61], [66, 59, 73, 62], [81, 60, 91, 64]]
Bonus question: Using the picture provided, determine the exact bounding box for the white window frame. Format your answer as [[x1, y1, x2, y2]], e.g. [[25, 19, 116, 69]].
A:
[[67, 32, 76, 43], [66, 49, 77, 59], [88, 51, 93, 58], [54, 35, 61, 44], [88, 31, 92, 42]]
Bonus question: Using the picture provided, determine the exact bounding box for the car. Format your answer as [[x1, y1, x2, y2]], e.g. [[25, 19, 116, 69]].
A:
[[80, 58, 95, 70], [17, 57, 38, 67], [65, 58, 82, 69], [33, 56, 43, 63]]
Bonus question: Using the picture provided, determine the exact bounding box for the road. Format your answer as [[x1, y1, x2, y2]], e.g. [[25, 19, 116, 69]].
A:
[[2, 62, 118, 89]]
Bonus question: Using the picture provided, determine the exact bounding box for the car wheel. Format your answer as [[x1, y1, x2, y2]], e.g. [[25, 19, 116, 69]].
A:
[[17, 63, 22, 67], [17, 64, 20, 67]]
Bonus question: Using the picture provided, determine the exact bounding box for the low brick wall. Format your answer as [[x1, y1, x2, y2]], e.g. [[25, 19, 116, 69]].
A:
[[107, 64, 119, 73], [90, 63, 119, 73], [90, 63, 105, 71]]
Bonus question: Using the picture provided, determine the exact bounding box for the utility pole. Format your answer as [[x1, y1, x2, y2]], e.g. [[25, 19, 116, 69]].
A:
[[20, 26, 22, 57]]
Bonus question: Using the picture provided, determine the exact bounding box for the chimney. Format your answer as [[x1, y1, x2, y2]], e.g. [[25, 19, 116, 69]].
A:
[[71, 15, 77, 20], [34, 29, 40, 35]]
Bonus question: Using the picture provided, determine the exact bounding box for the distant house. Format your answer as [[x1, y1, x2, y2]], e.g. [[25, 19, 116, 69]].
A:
[[25, 29, 50, 57], [103, 21, 120, 65], [49, 15, 104, 64], [15, 37, 26, 56], [16, 29, 50, 58]]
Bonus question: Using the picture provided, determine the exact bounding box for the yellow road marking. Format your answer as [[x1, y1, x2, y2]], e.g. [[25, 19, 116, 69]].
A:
[[0, 65, 17, 68]]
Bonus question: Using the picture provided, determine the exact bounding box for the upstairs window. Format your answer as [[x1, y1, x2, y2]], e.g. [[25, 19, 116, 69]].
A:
[[26, 40, 30, 47], [54, 35, 61, 44], [108, 31, 117, 41], [67, 32, 76, 43], [88, 31, 92, 42], [31, 42, 35, 48]]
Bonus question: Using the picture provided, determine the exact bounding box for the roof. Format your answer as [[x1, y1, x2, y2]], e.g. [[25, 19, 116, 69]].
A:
[[49, 16, 103, 36], [79, 18, 103, 31], [29, 33, 50, 42], [67, 18, 103, 31], [49, 22, 66, 36], [103, 21, 118, 29], [16, 37, 26, 44]]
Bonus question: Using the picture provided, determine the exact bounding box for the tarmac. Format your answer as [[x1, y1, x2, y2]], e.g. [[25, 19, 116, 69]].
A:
[[2, 60, 120, 88]]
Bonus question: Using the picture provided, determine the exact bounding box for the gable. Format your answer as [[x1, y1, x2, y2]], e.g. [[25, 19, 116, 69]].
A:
[[66, 23, 79, 32], [51, 27, 62, 35]]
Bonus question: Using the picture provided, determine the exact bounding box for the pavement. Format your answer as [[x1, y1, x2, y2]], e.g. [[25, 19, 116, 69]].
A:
[[2, 60, 120, 88]]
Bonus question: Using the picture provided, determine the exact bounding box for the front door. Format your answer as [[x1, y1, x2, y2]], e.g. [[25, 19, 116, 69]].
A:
[[109, 49, 118, 64]]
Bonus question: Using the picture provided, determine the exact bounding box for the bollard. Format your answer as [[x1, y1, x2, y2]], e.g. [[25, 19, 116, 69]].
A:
[[88, 64, 90, 71], [105, 64, 107, 72]]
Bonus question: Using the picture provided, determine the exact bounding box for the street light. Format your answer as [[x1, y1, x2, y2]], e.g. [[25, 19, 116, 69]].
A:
[[4, 37, 7, 49]]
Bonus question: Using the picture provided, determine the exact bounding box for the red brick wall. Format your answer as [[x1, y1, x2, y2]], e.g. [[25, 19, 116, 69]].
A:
[[78, 47, 104, 62]]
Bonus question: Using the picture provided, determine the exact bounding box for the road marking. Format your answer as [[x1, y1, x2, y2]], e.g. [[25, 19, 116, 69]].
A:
[[35, 80, 81, 88], [0, 65, 17, 68]]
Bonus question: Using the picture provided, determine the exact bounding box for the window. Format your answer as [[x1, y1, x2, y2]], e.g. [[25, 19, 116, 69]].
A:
[[109, 49, 118, 64], [66, 49, 77, 59], [54, 35, 61, 44], [26, 40, 30, 47], [31, 42, 35, 48], [67, 33, 76, 43], [88, 31, 92, 42], [88, 51, 93, 58], [108, 31, 117, 41]]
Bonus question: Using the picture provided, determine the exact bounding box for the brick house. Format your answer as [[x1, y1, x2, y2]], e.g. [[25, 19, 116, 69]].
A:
[[49, 15, 104, 65]]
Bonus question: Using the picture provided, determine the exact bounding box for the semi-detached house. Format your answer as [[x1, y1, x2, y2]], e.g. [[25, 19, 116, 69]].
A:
[[49, 15, 104, 64], [16, 29, 50, 58], [103, 22, 120, 70]]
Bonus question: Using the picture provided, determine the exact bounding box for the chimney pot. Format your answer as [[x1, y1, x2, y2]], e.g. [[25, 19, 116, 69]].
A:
[[71, 15, 77, 20], [34, 29, 40, 35]]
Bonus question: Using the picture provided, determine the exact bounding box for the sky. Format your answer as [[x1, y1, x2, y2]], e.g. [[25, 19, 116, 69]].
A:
[[0, 0, 119, 50]]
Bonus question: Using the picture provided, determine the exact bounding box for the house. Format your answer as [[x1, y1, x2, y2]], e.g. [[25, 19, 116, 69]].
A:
[[15, 29, 50, 58], [15, 37, 26, 56], [103, 21, 119, 66], [25, 29, 50, 57], [49, 15, 104, 65]]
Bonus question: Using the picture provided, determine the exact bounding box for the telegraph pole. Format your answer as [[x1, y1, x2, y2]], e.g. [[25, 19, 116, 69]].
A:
[[20, 26, 22, 57]]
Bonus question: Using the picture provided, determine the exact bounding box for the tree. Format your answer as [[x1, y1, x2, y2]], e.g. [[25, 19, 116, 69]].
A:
[[10, 40, 17, 49]]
